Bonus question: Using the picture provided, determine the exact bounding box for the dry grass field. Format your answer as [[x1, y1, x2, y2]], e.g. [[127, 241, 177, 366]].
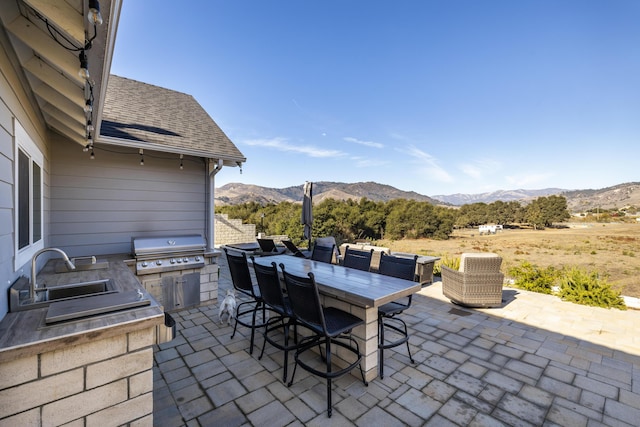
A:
[[378, 222, 640, 298]]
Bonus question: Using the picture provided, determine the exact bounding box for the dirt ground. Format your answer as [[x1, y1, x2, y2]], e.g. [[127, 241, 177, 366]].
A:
[[377, 222, 640, 298]]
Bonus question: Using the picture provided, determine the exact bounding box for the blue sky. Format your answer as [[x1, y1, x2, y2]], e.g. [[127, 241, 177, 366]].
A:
[[110, 0, 640, 196]]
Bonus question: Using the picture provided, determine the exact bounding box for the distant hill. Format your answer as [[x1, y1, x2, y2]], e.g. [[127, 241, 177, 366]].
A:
[[215, 181, 441, 205], [432, 188, 565, 206], [215, 181, 640, 212], [561, 182, 640, 212]]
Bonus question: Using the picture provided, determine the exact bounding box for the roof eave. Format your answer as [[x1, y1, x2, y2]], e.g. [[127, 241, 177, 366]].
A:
[[97, 135, 246, 164]]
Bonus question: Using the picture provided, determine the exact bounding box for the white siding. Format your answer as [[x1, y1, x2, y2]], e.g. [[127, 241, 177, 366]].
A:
[[0, 42, 51, 319], [49, 136, 208, 257]]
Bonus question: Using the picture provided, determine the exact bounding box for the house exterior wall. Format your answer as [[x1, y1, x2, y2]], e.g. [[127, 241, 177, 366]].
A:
[[50, 136, 208, 257], [0, 40, 51, 319]]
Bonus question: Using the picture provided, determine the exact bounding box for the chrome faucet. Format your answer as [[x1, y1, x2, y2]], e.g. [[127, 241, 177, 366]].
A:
[[30, 248, 76, 300]]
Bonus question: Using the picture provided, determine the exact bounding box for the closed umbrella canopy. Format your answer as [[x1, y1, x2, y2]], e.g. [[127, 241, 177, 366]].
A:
[[302, 181, 313, 247]]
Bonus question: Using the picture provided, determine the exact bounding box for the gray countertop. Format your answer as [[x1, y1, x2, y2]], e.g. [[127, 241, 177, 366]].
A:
[[0, 254, 164, 362]]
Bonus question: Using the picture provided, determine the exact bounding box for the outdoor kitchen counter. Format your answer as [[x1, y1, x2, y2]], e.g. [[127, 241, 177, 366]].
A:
[[0, 254, 164, 362]]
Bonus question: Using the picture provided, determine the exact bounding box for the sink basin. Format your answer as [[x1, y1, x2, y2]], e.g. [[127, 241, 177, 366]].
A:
[[9, 278, 117, 312], [46, 279, 115, 301]]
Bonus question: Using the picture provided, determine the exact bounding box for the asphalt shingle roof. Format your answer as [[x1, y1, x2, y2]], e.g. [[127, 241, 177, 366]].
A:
[[101, 75, 245, 163]]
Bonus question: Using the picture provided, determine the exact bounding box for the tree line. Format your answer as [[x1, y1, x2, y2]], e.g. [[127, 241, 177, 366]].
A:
[[215, 195, 571, 244]]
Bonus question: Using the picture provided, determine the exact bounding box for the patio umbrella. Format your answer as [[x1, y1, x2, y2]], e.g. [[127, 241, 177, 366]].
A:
[[301, 181, 313, 249]]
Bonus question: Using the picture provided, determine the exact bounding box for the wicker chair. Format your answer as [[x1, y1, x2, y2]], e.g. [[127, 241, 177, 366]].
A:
[[441, 253, 504, 308]]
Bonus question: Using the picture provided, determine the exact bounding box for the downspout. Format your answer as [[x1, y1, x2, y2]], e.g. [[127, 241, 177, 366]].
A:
[[207, 159, 224, 251]]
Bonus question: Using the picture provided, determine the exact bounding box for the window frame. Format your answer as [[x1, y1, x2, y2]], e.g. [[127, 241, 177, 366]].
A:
[[14, 120, 44, 270]]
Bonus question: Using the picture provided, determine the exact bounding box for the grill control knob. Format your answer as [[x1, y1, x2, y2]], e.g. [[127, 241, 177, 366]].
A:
[[156, 260, 162, 266], [170, 258, 176, 264], [176, 258, 182, 263], [183, 257, 189, 263], [141, 261, 148, 268], [195, 256, 201, 262]]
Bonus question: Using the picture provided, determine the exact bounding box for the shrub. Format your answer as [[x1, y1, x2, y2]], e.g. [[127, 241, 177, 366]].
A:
[[507, 261, 558, 294], [558, 268, 626, 310], [434, 255, 460, 275]]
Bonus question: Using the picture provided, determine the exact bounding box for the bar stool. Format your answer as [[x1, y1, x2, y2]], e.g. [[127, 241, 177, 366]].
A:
[[251, 257, 298, 383], [223, 248, 266, 355], [376, 253, 418, 379], [280, 263, 368, 417]]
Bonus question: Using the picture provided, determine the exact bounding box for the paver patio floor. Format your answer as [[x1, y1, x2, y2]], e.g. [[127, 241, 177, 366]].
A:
[[152, 256, 640, 426]]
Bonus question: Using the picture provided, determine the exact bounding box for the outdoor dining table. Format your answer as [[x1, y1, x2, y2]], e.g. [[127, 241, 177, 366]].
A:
[[251, 254, 421, 381]]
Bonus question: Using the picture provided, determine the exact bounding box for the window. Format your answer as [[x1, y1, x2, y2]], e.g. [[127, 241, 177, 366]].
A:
[[14, 120, 43, 269]]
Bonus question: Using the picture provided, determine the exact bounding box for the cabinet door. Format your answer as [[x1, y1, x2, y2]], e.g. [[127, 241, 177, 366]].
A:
[[144, 278, 165, 308], [173, 273, 200, 309], [161, 276, 176, 310]]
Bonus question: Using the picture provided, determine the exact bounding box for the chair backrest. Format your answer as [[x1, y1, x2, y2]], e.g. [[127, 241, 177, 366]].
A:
[[279, 264, 325, 334], [378, 253, 418, 281], [315, 236, 340, 261], [311, 244, 335, 263], [251, 257, 286, 313], [342, 245, 373, 271], [257, 238, 277, 253], [224, 248, 257, 297], [282, 240, 306, 257], [459, 253, 502, 273]]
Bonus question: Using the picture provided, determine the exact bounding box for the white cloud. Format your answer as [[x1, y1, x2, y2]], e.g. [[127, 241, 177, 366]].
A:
[[505, 172, 555, 188], [343, 136, 384, 149], [350, 156, 390, 168], [244, 137, 345, 158], [459, 158, 502, 180], [403, 145, 453, 183]]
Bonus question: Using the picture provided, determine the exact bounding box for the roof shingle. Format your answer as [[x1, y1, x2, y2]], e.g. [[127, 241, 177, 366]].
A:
[[101, 75, 245, 163]]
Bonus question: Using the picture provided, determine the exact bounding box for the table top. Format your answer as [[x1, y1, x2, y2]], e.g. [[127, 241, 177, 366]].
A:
[[252, 255, 421, 308]]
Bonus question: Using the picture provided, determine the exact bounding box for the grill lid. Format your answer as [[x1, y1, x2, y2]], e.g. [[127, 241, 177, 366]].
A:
[[132, 234, 206, 257]]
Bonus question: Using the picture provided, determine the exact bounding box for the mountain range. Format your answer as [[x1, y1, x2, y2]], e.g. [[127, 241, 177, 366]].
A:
[[215, 181, 640, 212]]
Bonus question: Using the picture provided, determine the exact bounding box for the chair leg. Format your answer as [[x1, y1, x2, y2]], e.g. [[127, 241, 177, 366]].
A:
[[401, 319, 415, 364], [230, 303, 241, 339], [378, 315, 414, 379], [378, 314, 385, 379], [326, 338, 333, 418], [247, 303, 257, 355], [231, 300, 264, 355], [282, 320, 290, 383]]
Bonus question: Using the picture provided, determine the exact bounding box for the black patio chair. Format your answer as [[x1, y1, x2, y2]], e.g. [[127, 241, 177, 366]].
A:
[[282, 239, 309, 258], [251, 257, 299, 383], [257, 238, 285, 255], [310, 244, 335, 263], [342, 245, 374, 271], [223, 248, 267, 355], [279, 263, 368, 418], [376, 253, 418, 379]]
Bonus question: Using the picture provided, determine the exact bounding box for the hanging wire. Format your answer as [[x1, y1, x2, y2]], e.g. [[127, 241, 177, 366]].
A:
[[86, 145, 204, 168], [17, 0, 98, 52]]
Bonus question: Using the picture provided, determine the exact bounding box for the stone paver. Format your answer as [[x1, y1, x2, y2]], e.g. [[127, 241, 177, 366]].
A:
[[152, 255, 640, 426]]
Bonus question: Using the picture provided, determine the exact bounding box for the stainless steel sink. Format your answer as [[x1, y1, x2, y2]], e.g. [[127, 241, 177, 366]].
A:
[[9, 277, 117, 312], [45, 279, 115, 301]]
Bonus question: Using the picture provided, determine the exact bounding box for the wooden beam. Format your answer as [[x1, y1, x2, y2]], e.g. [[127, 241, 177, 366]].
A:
[[32, 83, 84, 125], [46, 115, 87, 146], [7, 15, 84, 86], [23, 0, 84, 46], [42, 103, 85, 137], [24, 57, 84, 107]]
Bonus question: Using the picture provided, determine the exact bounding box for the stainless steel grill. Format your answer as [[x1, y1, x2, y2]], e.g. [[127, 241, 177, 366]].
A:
[[132, 234, 206, 275]]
